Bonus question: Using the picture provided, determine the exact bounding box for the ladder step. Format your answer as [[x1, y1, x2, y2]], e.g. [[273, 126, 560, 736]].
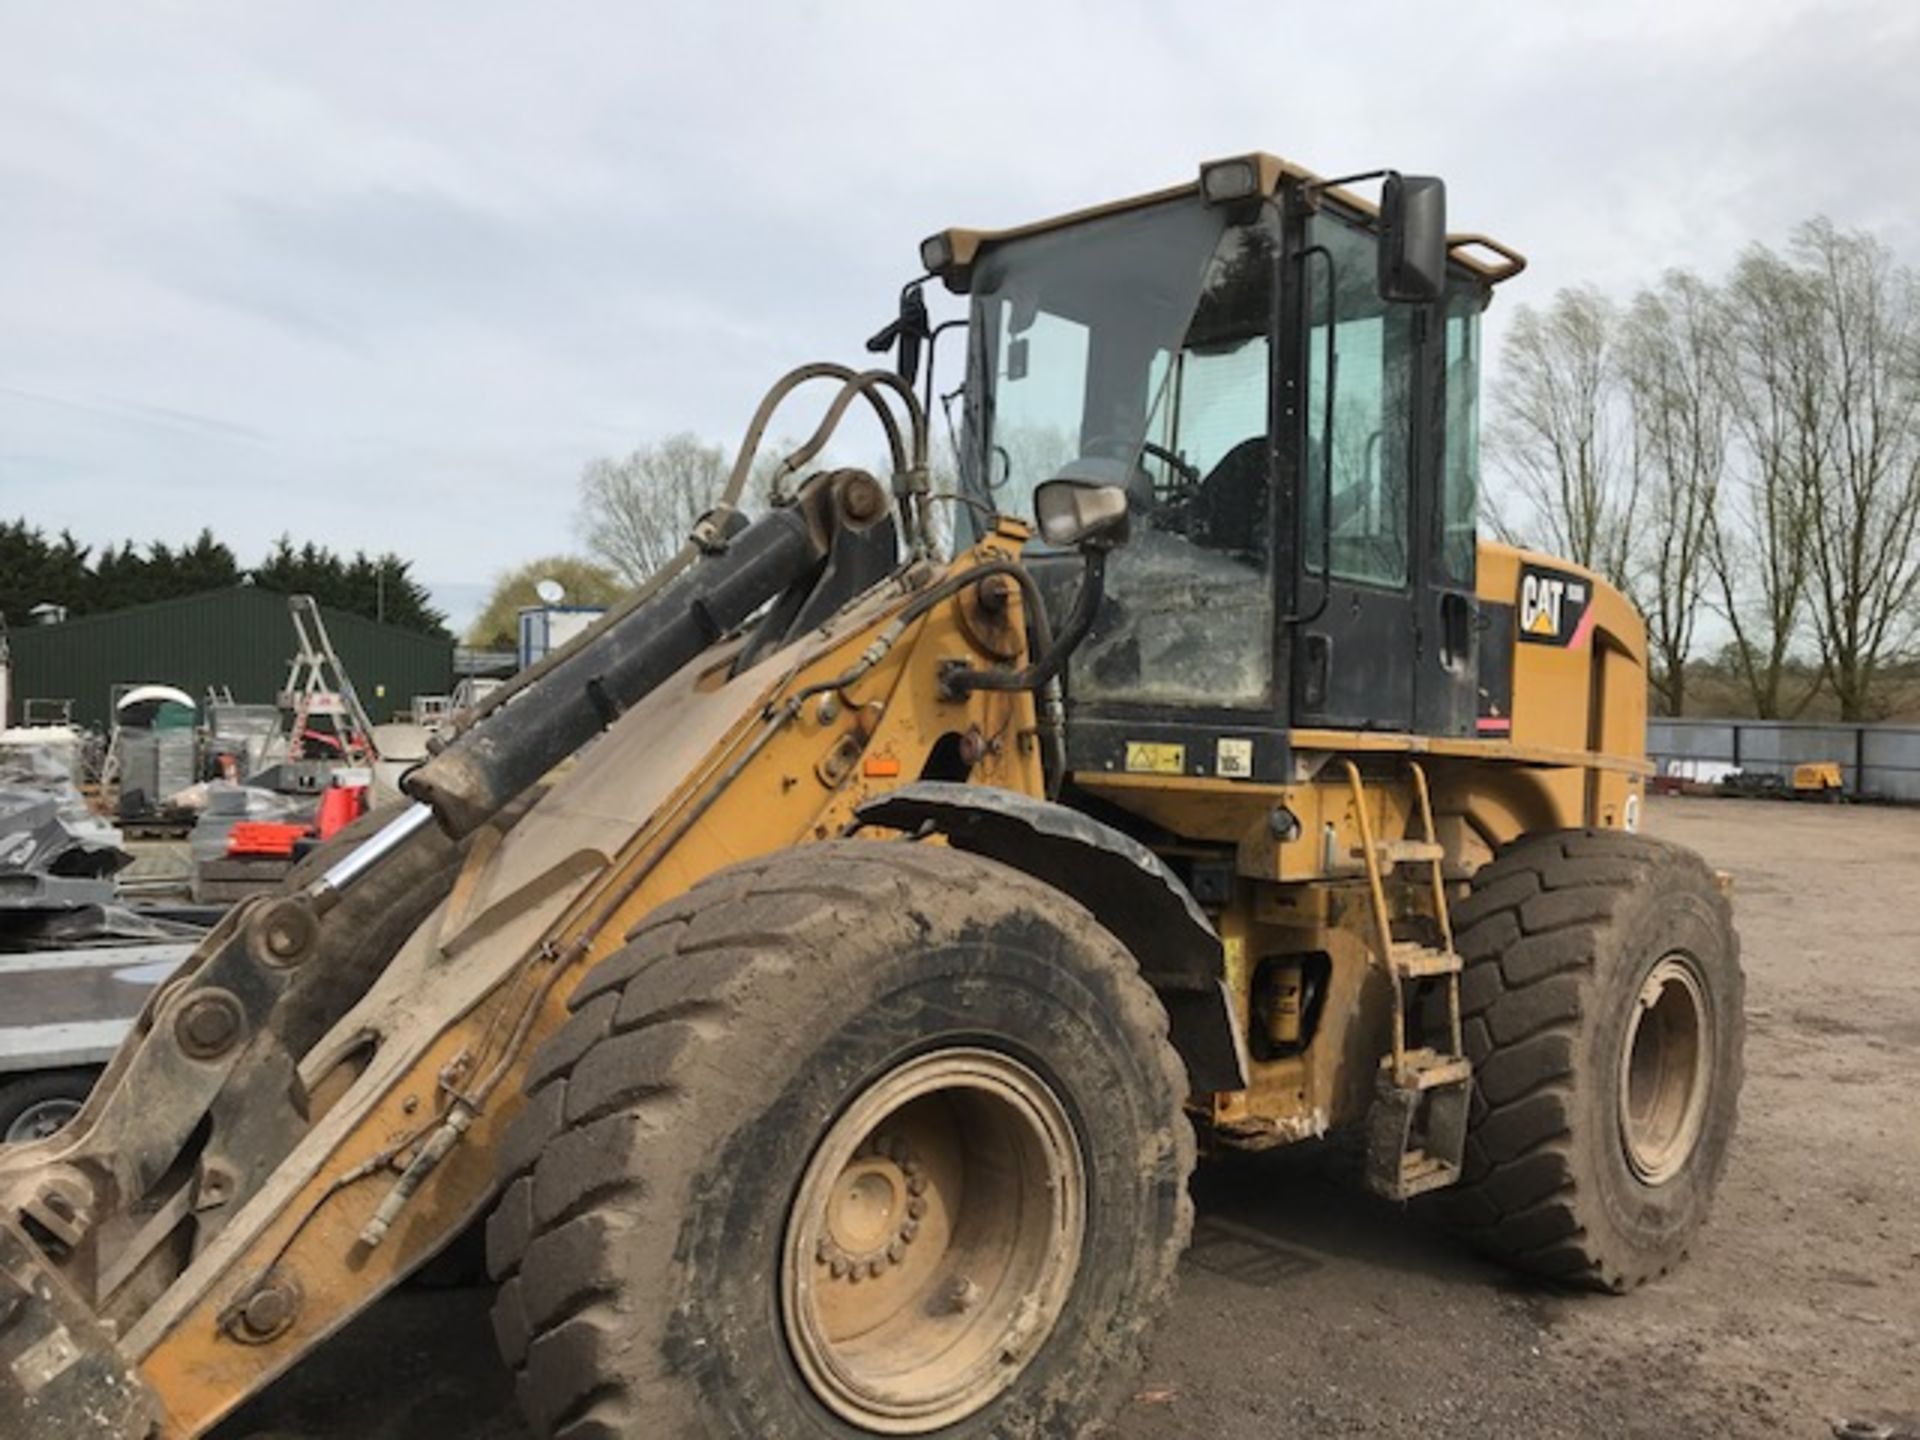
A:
[[1365, 1064, 1474, 1201], [1395, 1047, 1473, 1090], [1394, 1151, 1461, 1198], [1389, 942, 1462, 979], [1373, 838, 1445, 866]]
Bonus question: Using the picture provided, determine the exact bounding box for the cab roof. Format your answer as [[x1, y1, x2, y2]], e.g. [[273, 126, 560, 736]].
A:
[[922, 151, 1527, 291]]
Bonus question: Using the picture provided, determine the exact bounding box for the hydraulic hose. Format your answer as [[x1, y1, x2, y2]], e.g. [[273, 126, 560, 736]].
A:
[[447, 365, 929, 745]]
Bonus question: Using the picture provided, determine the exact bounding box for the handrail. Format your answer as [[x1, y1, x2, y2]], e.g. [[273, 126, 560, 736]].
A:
[[1339, 757, 1404, 1080]]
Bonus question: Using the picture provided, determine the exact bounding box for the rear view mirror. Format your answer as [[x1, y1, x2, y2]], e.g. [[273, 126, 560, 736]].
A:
[[1034, 478, 1130, 550], [1378, 173, 1447, 303]]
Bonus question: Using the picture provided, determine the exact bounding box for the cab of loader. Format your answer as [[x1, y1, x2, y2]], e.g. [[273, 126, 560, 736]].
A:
[[915, 154, 1525, 775]]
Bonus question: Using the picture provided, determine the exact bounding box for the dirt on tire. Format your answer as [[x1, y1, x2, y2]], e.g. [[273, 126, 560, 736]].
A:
[[487, 839, 1195, 1440]]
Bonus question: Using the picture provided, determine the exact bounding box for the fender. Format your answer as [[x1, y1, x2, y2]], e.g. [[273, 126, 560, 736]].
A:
[[855, 781, 1250, 1094]]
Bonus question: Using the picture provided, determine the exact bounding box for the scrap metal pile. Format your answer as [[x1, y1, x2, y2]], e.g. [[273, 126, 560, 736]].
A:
[[0, 732, 129, 920]]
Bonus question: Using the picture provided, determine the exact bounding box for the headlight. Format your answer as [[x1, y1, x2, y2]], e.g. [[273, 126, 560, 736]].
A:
[[919, 232, 955, 274]]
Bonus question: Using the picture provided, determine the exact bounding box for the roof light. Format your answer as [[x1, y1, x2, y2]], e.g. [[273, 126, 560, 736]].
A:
[[1200, 158, 1260, 205], [919, 232, 955, 274]]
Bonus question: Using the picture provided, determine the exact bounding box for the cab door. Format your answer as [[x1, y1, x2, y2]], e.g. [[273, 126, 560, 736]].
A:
[[1409, 285, 1487, 739], [1291, 208, 1418, 732]]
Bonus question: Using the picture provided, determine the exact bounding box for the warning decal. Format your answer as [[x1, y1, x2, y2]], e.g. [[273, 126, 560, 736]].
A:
[[1124, 742, 1187, 775]]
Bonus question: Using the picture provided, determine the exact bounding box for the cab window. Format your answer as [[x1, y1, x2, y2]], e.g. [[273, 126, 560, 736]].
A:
[[1303, 211, 1415, 589]]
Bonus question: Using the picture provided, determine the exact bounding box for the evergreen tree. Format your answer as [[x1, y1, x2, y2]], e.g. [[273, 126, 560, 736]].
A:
[[0, 519, 445, 637], [0, 521, 92, 623], [250, 535, 446, 636]]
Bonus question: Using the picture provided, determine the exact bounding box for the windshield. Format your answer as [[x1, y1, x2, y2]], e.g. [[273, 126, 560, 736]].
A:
[[963, 198, 1228, 517], [963, 199, 1280, 709]]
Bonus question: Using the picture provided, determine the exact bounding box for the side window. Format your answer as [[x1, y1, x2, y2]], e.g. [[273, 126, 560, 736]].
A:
[[1303, 214, 1414, 588], [1440, 287, 1483, 584]]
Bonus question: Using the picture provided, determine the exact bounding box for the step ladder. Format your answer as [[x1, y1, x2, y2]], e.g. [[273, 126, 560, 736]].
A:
[[1339, 758, 1473, 1201], [280, 595, 378, 766]]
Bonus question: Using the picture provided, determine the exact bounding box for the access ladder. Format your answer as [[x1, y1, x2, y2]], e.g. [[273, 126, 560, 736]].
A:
[[1339, 757, 1474, 1201]]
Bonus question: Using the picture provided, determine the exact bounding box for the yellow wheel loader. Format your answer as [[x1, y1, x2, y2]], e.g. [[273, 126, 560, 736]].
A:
[[0, 153, 1742, 1440]]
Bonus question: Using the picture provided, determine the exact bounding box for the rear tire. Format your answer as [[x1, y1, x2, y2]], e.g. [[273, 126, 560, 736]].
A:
[[1427, 829, 1743, 1291], [487, 841, 1193, 1439]]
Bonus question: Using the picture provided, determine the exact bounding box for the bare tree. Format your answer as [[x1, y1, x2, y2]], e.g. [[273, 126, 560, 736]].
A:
[[1620, 271, 1727, 715], [1793, 219, 1920, 720], [1487, 287, 1641, 590], [576, 433, 736, 586], [576, 432, 884, 585], [1709, 247, 1821, 718]]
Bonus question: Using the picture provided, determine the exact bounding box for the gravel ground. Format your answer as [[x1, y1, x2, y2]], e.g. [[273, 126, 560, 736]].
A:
[[217, 797, 1920, 1440]]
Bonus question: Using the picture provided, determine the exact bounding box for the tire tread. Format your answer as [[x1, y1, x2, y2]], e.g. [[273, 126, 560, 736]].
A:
[[1426, 828, 1739, 1291]]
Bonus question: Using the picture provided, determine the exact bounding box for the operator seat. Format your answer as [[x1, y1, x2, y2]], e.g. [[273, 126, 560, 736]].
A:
[[1190, 436, 1270, 559]]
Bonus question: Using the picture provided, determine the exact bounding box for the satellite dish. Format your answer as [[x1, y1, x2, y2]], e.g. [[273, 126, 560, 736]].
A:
[[534, 578, 565, 606]]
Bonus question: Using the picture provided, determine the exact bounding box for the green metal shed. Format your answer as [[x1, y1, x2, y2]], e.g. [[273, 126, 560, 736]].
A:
[[5, 587, 453, 731]]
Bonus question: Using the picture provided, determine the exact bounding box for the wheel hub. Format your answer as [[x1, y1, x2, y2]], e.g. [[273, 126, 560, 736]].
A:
[[782, 1048, 1085, 1435], [1619, 954, 1712, 1185], [817, 1138, 927, 1280], [4, 1097, 81, 1146]]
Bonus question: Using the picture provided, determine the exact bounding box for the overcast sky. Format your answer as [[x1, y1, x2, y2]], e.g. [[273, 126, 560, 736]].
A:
[[3, 1, 1915, 630]]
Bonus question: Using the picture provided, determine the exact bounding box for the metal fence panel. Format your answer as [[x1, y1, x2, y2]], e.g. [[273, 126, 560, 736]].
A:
[[1860, 726, 1920, 801], [1648, 718, 1920, 802]]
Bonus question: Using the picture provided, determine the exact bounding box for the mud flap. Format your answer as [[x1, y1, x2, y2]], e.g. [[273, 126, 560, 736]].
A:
[[854, 781, 1249, 1094], [0, 1221, 154, 1439]]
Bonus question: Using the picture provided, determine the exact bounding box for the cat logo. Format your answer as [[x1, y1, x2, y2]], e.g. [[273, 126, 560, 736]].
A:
[[1516, 563, 1594, 648]]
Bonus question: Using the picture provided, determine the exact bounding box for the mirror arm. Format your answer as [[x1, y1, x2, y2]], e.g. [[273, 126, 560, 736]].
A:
[[1309, 167, 1391, 194]]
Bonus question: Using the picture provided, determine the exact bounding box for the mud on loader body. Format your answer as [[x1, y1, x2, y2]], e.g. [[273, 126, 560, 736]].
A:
[[0, 153, 1742, 1439]]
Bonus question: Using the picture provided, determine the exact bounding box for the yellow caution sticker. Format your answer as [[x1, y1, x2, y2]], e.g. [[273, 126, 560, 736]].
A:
[[1124, 741, 1186, 775]]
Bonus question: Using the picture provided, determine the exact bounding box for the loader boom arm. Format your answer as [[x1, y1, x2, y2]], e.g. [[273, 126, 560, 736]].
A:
[[0, 403, 1055, 1437]]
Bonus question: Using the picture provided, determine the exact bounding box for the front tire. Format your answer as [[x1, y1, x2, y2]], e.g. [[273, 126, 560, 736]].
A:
[[1429, 830, 1744, 1291], [488, 841, 1193, 1439]]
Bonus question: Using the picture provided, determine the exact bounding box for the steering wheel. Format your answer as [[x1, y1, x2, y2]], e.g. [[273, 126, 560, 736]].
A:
[[1078, 435, 1202, 521], [1137, 441, 1200, 488]]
